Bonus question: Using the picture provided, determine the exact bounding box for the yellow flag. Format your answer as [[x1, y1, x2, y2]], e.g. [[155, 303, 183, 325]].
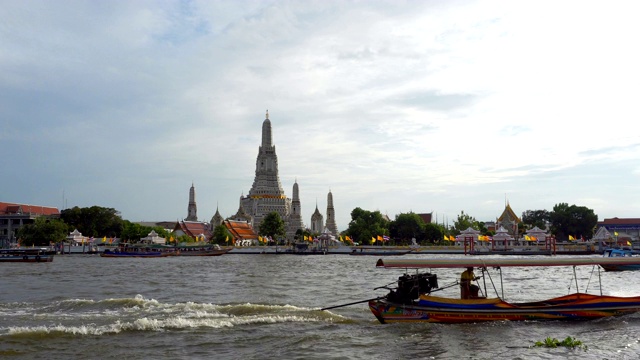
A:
[[614, 231, 619, 236], [443, 235, 448, 241], [225, 236, 229, 243], [627, 241, 632, 246], [569, 235, 575, 241], [372, 237, 376, 243], [103, 236, 106, 243], [339, 236, 343, 242]]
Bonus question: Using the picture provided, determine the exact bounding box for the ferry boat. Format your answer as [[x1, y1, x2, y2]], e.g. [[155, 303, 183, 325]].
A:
[[0, 248, 54, 262]]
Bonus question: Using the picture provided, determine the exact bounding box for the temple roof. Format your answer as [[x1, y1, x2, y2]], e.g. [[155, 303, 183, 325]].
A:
[[173, 221, 212, 239], [497, 202, 520, 222], [224, 220, 258, 240]]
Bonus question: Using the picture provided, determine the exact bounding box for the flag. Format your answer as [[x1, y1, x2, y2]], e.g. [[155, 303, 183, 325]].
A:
[[304, 235, 308, 241], [443, 235, 448, 241], [170, 236, 174, 243], [339, 236, 343, 242], [383, 235, 390, 241], [531, 236, 537, 241], [345, 235, 351, 241], [449, 235, 455, 241], [627, 241, 632, 246], [524, 235, 530, 241], [569, 235, 575, 241], [103, 236, 106, 243], [371, 237, 376, 243], [614, 231, 619, 236], [225, 236, 229, 243], [377, 235, 383, 241]]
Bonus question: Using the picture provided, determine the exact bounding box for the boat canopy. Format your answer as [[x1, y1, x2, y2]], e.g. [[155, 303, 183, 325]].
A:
[[376, 257, 640, 269]]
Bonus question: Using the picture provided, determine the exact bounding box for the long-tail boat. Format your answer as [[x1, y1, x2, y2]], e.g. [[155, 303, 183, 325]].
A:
[[369, 257, 640, 324]]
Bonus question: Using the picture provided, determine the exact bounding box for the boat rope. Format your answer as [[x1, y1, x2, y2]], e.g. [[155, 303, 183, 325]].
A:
[[585, 265, 595, 293]]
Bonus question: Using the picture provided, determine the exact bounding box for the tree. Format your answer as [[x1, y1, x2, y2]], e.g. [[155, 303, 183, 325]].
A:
[[522, 210, 550, 230], [549, 203, 598, 240], [424, 223, 446, 243], [259, 212, 286, 241], [17, 217, 69, 246], [345, 207, 389, 245], [212, 224, 233, 244], [120, 221, 168, 242], [60, 206, 124, 237], [452, 211, 478, 234], [389, 212, 425, 243]]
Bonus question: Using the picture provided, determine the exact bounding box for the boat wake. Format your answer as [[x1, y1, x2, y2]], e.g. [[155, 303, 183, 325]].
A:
[[0, 295, 347, 338]]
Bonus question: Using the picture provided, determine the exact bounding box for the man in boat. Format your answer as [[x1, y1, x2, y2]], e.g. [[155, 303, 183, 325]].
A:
[[460, 267, 480, 299]]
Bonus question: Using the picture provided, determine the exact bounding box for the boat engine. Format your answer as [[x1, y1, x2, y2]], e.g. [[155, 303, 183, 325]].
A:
[[387, 273, 438, 304]]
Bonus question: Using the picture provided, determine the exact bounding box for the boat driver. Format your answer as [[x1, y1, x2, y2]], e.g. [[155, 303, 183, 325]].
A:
[[460, 267, 480, 299]]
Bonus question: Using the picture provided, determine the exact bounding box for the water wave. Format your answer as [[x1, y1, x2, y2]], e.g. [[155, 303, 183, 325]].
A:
[[1, 295, 347, 339]]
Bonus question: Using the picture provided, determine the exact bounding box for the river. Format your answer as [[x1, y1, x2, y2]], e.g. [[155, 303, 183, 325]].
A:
[[1, 254, 639, 359]]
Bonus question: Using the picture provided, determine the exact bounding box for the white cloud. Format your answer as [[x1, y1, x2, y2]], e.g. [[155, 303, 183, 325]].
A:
[[2, 0, 640, 230]]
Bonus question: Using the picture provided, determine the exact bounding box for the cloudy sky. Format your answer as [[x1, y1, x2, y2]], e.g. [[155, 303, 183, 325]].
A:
[[3, 0, 640, 231]]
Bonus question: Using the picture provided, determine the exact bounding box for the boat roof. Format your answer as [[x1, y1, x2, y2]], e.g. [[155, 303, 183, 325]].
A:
[[375, 257, 640, 269]]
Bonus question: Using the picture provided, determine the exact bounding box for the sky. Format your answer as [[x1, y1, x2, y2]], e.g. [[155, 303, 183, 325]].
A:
[[3, 0, 640, 232]]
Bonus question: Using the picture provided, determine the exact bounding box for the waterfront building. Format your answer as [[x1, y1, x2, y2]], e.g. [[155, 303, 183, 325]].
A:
[[140, 230, 166, 244], [597, 218, 640, 242], [66, 229, 90, 245], [0, 202, 60, 247], [224, 219, 259, 244], [173, 220, 211, 242], [186, 183, 197, 221]]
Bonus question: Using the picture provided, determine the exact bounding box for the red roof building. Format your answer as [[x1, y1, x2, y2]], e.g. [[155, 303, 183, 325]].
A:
[[224, 219, 258, 242], [172, 220, 212, 241], [0, 202, 60, 246]]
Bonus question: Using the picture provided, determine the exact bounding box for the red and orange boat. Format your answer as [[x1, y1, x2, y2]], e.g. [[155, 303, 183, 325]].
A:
[[369, 257, 640, 324]]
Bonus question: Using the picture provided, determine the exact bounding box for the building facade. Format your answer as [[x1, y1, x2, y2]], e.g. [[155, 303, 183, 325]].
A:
[[0, 202, 60, 247]]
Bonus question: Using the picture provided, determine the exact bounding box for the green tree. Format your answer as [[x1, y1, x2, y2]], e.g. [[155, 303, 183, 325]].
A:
[[259, 212, 286, 241], [345, 207, 389, 245], [212, 224, 233, 244], [424, 223, 446, 243], [452, 211, 478, 234], [120, 221, 168, 242], [549, 203, 598, 240], [60, 206, 124, 237], [389, 212, 425, 243], [17, 217, 69, 246], [522, 210, 550, 230]]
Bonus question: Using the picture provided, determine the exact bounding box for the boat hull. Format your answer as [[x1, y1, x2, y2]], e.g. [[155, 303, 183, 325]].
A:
[[0, 255, 54, 263], [100, 251, 177, 258], [600, 264, 640, 271], [369, 293, 640, 324], [177, 249, 231, 256]]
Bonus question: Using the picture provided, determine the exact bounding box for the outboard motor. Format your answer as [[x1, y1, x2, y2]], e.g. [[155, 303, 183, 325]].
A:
[[387, 273, 438, 304]]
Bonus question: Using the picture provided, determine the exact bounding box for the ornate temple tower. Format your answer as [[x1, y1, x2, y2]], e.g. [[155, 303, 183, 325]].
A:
[[210, 205, 224, 229], [186, 183, 197, 221], [287, 180, 304, 239], [311, 204, 324, 234], [325, 190, 338, 235], [241, 111, 292, 230]]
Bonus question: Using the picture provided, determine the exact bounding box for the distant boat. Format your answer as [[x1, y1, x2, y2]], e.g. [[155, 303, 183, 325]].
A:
[[349, 246, 412, 256], [100, 244, 178, 258], [176, 244, 231, 256], [0, 248, 54, 263], [600, 248, 640, 271]]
